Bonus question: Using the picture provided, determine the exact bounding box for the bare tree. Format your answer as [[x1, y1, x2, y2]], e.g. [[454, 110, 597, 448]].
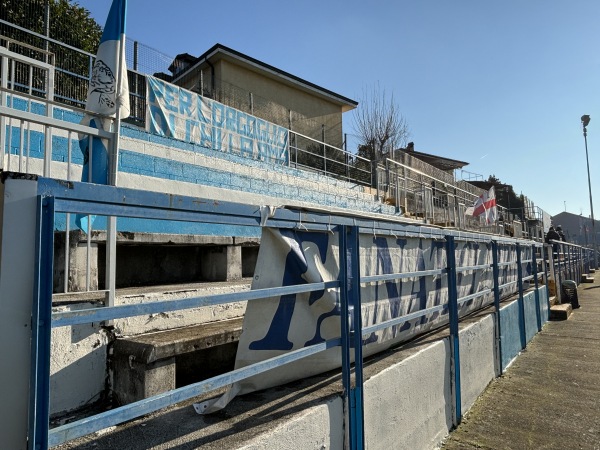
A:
[[353, 84, 410, 162]]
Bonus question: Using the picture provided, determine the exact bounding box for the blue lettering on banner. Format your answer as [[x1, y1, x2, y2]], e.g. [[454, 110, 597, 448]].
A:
[[199, 122, 212, 148], [225, 107, 238, 133], [427, 240, 446, 322], [146, 76, 289, 165], [249, 230, 333, 351], [372, 237, 399, 343], [211, 102, 225, 127], [212, 126, 222, 151], [228, 133, 235, 154], [147, 103, 171, 137], [179, 89, 194, 116], [162, 83, 178, 113], [185, 119, 199, 143], [240, 137, 253, 158]]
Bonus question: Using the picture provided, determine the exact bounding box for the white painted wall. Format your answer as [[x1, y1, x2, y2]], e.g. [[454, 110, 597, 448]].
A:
[[50, 304, 110, 415], [363, 340, 452, 450], [0, 178, 39, 450], [458, 315, 498, 411]]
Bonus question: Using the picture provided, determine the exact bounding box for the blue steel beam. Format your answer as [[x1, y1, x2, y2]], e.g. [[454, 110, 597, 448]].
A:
[[339, 225, 354, 450], [516, 244, 526, 350], [349, 225, 365, 450], [491, 241, 503, 375], [457, 289, 492, 305], [532, 244, 542, 331], [445, 235, 462, 426], [29, 196, 55, 450], [361, 268, 445, 283], [362, 304, 447, 335]]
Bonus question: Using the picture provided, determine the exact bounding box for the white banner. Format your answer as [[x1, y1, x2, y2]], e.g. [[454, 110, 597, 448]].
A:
[[195, 228, 519, 414], [146, 76, 288, 165]]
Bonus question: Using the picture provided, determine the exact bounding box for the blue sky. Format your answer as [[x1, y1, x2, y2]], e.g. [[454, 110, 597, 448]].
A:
[[77, 0, 600, 218]]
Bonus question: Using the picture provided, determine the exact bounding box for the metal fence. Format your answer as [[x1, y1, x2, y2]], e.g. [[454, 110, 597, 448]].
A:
[[289, 130, 371, 185], [547, 240, 595, 304], [1, 18, 553, 240], [25, 175, 551, 449]]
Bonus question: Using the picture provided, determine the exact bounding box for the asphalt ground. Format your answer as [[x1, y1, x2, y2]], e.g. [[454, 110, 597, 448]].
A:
[[441, 282, 600, 450]]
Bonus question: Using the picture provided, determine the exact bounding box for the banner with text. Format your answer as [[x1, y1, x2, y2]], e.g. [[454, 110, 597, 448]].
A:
[[146, 76, 289, 165], [194, 228, 523, 414]]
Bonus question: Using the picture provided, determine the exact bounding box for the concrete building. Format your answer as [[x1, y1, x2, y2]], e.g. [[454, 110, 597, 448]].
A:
[[166, 43, 358, 148], [551, 211, 600, 247], [396, 142, 469, 175]]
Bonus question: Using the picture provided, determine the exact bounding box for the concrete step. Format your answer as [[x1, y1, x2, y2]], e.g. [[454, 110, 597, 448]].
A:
[[549, 303, 572, 321], [581, 274, 594, 283], [113, 318, 243, 405]]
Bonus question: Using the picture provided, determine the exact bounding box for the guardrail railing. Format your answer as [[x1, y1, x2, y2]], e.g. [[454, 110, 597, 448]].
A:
[[547, 240, 595, 303], [27, 177, 550, 449]]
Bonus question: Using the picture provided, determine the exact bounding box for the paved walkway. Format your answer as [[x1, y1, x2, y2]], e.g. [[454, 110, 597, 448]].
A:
[[442, 282, 600, 450]]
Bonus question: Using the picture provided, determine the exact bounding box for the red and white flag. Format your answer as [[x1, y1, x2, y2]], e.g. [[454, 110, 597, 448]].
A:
[[467, 186, 497, 224]]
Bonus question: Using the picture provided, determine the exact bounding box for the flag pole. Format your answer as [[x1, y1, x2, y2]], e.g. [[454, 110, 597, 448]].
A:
[[105, 4, 127, 311]]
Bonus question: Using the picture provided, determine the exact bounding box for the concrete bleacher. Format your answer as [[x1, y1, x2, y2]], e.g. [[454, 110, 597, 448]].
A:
[[113, 317, 243, 405], [36, 112, 399, 292]]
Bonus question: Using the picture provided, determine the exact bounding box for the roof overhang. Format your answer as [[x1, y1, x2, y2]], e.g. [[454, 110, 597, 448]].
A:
[[173, 44, 358, 112]]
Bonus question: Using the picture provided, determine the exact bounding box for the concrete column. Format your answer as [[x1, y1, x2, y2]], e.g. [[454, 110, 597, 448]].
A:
[[0, 177, 39, 449], [200, 245, 242, 281], [53, 231, 99, 292]]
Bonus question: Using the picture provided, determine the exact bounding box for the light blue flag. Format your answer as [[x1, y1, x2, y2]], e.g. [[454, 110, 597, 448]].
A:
[[77, 0, 129, 232]]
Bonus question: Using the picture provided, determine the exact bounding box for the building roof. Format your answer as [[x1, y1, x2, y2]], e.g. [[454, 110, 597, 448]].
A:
[[171, 43, 358, 112], [401, 148, 469, 172]]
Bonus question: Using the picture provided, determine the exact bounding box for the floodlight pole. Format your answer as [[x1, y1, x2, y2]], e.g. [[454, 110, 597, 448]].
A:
[[581, 115, 597, 269]]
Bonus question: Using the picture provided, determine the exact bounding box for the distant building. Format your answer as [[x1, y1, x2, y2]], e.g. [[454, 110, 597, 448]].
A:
[[396, 142, 469, 175], [551, 211, 600, 246], [161, 43, 357, 148]]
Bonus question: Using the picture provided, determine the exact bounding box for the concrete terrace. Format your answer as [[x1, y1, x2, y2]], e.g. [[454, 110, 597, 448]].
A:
[[442, 283, 600, 450]]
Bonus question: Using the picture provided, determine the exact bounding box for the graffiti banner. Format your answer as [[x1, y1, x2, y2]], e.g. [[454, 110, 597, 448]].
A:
[[146, 76, 289, 165], [195, 228, 520, 414]]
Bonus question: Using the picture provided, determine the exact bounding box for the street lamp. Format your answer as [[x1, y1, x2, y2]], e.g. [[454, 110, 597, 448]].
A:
[[581, 114, 597, 269]]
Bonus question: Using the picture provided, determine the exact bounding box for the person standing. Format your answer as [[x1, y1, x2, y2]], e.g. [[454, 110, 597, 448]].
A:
[[545, 226, 560, 243], [556, 225, 567, 242]]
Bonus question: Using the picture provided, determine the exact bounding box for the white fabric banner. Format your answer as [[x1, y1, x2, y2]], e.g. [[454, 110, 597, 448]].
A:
[[146, 76, 288, 165], [195, 228, 519, 414]]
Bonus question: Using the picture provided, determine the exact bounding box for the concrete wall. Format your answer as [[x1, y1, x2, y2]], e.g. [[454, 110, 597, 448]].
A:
[[458, 315, 498, 411], [499, 299, 523, 370], [236, 399, 344, 450], [229, 292, 548, 450], [364, 340, 452, 449]]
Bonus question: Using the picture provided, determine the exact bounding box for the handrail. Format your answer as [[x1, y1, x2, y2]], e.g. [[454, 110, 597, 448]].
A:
[[26, 177, 552, 448]]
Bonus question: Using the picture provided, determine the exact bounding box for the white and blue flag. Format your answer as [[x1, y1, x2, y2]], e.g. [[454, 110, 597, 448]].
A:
[[85, 0, 129, 118], [77, 0, 129, 232]]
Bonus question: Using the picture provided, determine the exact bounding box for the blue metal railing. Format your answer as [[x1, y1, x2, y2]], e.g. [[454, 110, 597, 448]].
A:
[[547, 240, 594, 303], [28, 178, 550, 450]]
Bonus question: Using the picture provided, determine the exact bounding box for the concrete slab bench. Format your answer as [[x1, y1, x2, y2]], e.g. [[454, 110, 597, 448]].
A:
[[113, 317, 243, 405]]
